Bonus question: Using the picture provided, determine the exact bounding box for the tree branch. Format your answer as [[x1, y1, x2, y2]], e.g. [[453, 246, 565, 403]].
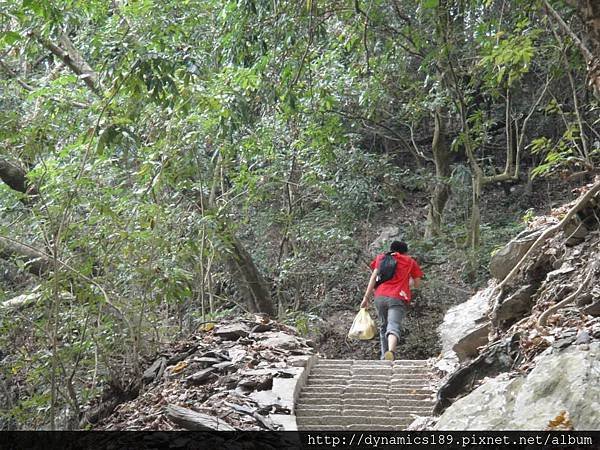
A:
[[29, 32, 101, 95]]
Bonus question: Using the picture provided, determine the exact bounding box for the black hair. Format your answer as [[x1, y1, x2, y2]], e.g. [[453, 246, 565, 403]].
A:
[[390, 241, 408, 254]]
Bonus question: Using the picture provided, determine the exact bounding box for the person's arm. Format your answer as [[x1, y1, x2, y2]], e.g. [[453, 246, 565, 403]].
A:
[[412, 277, 421, 289], [361, 269, 378, 308]]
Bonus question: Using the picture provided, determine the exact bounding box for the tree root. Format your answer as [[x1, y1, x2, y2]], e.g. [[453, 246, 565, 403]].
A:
[[494, 179, 600, 296], [537, 261, 597, 327]]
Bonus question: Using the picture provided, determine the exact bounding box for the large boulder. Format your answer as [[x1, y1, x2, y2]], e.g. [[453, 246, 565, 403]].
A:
[[439, 283, 497, 359], [489, 228, 544, 281], [492, 284, 537, 327], [434, 342, 600, 430]]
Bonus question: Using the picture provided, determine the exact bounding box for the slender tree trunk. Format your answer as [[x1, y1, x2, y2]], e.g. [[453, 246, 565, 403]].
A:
[[468, 171, 482, 250], [425, 108, 452, 238], [224, 232, 275, 316]]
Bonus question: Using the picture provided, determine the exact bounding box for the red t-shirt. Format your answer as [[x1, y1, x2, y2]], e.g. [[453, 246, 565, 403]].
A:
[[370, 253, 424, 303]]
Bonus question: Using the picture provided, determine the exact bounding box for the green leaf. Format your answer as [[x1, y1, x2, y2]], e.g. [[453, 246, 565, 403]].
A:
[[1, 31, 22, 45], [422, 0, 439, 8]]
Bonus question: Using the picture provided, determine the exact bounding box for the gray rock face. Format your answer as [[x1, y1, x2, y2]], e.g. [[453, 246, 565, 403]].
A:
[[489, 228, 543, 281], [434, 343, 600, 430], [452, 323, 490, 361], [439, 283, 496, 357], [493, 284, 537, 325]]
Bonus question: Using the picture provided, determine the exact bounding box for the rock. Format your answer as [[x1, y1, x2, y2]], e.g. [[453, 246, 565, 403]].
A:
[[435, 334, 520, 414], [214, 324, 249, 340], [228, 348, 247, 364], [237, 374, 273, 391], [433, 351, 459, 375], [576, 330, 591, 345], [251, 323, 273, 333], [142, 357, 167, 382], [564, 220, 588, 247], [286, 355, 311, 368], [258, 332, 302, 351], [489, 228, 543, 281], [185, 368, 215, 385], [165, 404, 235, 431], [249, 390, 284, 410], [494, 284, 537, 326], [166, 346, 198, 365], [553, 337, 576, 349], [452, 322, 490, 361], [439, 283, 497, 355], [213, 361, 235, 372], [190, 357, 222, 368], [434, 342, 600, 430], [583, 301, 600, 316]]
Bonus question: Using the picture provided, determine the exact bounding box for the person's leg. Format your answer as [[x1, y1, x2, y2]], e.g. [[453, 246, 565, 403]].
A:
[[374, 297, 388, 359], [387, 333, 398, 354], [385, 300, 407, 359]]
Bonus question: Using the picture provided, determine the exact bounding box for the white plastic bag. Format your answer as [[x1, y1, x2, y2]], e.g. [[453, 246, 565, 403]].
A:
[[348, 308, 376, 340]]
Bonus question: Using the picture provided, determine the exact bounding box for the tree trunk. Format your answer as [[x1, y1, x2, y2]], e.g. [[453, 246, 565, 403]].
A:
[[426, 108, 452, 238], [468, 172, 482, 250], [224, 231, 275, 316]]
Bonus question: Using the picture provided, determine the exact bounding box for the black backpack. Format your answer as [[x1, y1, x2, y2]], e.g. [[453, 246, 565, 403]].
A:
[[375, 252, 396, 286]]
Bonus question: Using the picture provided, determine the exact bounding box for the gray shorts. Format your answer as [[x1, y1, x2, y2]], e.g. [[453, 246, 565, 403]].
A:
[[374, 296, 407, 341]]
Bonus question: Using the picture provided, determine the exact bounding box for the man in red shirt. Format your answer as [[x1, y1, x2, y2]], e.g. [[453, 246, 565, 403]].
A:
[[361, 241, 424, 360]]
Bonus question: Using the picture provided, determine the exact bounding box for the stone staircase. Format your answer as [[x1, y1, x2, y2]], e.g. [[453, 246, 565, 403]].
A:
[[296, 359, 435, 430]]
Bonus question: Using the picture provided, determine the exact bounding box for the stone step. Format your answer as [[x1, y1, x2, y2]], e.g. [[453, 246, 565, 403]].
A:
[[299, 425, 412, 431], [316, 360, 429, 368], [312, 366, 430, 373], [313, 361, 431, 372], [299, 424, 413, 431], [310, 371, 431, 380], [311, 367, 430, 375], [298, 393, 435, 402], [298, 415, 413, 426], [295, 401, 435, 411], [306, 378, 431, 386], [295, 403, 433, 412], [295, 406, 434, 415], [300, 386, 434, 395]]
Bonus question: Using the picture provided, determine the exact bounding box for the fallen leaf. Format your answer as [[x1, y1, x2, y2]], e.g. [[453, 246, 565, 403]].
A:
[[199, 322, 215, 332], [170, 360, 188, 374], [546, 410, 573, 430]]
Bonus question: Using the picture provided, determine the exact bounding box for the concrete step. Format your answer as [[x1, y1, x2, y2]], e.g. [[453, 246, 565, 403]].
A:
[[299, 415, 413, 426], [294, 403, 433, 415], [295, 406, 434, 415], [306, 378, 431, 386], [297, 402, 435, 410], [308, 374, 433, 385], [317, 359, 429, 368], [310, 369, 430, 376], [298, 393, 435, 402], [302, 384, 433, 395], [312, 365, 430, 372], [298, 424, 412, 431]]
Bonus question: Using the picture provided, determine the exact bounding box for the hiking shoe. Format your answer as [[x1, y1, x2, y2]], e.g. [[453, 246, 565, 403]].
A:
[[384, 351, 395, 361]]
